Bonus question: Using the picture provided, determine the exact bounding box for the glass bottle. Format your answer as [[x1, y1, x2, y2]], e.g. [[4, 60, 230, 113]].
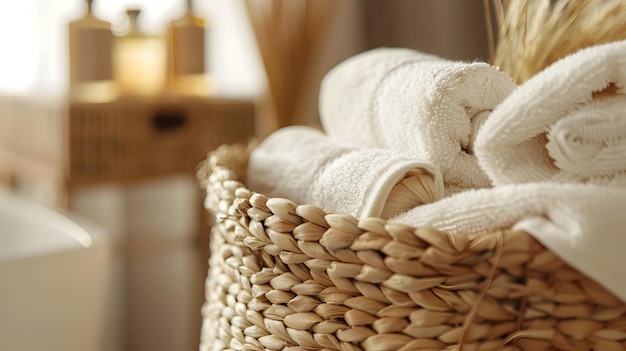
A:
[[165, 0, 210, 96], [68, 0, 117, 102], [113, 8, 167, 97]]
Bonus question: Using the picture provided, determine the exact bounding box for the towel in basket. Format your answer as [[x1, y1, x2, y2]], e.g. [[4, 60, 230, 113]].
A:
[[197, 143, 626, 351]]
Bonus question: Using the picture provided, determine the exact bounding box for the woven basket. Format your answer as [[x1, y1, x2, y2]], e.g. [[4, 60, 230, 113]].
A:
[[197, 143, 626, 351]]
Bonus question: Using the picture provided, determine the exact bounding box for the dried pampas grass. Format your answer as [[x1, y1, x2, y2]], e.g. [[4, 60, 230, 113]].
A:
[[486, 0, 626, 84], [244, 0, 337, 130]]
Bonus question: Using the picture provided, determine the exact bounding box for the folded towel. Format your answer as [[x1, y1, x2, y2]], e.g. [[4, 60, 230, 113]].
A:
[[475, 40, 626, 186], [389, 182, 626, 302], [319, 47, 517, 190], [247, 125, 444, 219]]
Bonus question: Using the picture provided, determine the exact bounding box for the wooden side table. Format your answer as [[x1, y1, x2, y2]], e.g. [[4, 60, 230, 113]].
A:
[[0, 95, 255, 207]]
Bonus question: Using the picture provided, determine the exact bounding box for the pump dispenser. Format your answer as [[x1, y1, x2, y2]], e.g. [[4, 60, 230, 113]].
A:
[[166, 0, 210, 96], [68, 0, 116, 102]]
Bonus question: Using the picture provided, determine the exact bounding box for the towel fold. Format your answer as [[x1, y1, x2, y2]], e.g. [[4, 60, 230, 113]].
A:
[[319, 47, 516, 190], [476, 40, 626, 186], [247, 126, 444, 219], [389, 182, 626, 302]]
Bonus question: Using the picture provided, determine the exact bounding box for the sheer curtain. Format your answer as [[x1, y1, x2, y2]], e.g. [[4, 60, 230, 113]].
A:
[[0, 0, 265, 97]]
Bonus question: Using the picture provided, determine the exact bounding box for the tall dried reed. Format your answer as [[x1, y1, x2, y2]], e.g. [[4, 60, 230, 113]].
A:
[[245, 0, 337, 130], [486, 0, 626, 84]]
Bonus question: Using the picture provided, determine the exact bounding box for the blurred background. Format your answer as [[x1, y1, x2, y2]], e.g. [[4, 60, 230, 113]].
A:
[[0, 0, 489, 350]]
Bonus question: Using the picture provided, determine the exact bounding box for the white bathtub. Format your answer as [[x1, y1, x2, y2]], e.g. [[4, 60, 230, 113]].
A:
[[0, 190, 110, 351]]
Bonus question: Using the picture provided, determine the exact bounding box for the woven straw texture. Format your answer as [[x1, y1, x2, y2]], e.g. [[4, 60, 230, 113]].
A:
[[198, 144, 626, 351]]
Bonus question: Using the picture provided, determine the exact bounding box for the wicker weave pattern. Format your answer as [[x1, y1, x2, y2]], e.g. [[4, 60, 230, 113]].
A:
[[198, 144, 626, 351]]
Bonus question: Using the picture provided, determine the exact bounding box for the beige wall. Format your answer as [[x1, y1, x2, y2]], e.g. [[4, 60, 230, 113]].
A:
[[364, 0, 490, 61]]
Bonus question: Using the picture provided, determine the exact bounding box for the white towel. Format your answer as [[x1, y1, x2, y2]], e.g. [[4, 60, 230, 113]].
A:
[[389, 182, 626, 302], [247, 126, 444, 219], [319, 47, 517, 190], [547, 96, 626, 185], [475, 39, 626, 186]]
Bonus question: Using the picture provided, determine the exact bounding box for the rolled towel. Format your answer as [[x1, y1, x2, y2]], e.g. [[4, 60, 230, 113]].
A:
[[319, 47, 517, 190], [475, 39, 626, 186], [547, 96, 626, 185], [247, 125, 444, 219], [389, 182, 626, 302]]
